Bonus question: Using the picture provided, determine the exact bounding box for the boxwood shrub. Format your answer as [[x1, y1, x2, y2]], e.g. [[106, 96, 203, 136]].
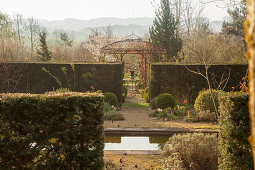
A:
[[218, 92, 253, 169], [156, 93, 176, 109], [0, 92, 104, 169], [104, 92, 118, 106]]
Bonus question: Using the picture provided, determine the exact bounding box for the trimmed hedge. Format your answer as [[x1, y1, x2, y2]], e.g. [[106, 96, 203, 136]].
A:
[[0, 92, 104, 169], [194, 89, 220, 112], [0, 62, 123, 103], [150, 63, 248, 103], [218, 92, 253, 169]]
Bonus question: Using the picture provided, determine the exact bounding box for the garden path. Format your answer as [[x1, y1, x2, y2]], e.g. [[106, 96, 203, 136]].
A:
[[104, 92, 218, 131]]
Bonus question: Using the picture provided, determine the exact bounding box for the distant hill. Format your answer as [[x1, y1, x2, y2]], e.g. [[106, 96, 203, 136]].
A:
[[38, 17, 154, 30], [37, 17, 224, 41]]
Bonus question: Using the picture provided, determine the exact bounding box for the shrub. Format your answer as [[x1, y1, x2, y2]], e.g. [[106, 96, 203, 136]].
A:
[[143, 92, 149, 103], [218, 92, 252, 169], [104, 112, 125, 121], [194, 89, 220, 112], [156, 93, 176, 109], [162, 133, 218, 170], [0, 92, 104, 169], [123, 85, 128, 97], [122, 86, 128, 103], [195, 110, 217, 122], [104, 92, 118, 106], [157, 109, 176, 120], [140, 87, 150, 103], [150, 97, 157, 109], [140, 89, 145, 97]]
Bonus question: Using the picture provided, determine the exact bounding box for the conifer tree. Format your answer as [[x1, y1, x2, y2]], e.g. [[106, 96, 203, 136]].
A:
[[37, 30, 52, 61], [149, 0, 182, 62]]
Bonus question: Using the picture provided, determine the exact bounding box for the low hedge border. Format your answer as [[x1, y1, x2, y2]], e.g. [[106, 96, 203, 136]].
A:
[[0, 92, 104, 169], [218, 92, 252, 169]]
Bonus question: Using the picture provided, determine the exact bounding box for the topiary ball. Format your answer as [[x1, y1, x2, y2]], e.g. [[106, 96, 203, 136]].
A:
[[156, 93, 176, 109], [194, 89, 220, 112], [104, 92, 118, 107]]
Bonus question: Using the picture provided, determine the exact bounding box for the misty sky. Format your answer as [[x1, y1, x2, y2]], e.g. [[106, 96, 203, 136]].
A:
[[1, 0, 228, 21]]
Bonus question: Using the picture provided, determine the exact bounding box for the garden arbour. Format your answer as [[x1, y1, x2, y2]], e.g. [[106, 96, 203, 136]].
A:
[[100, 34, 166, 88]]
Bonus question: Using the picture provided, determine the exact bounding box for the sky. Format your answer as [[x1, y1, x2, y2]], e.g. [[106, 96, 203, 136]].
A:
[[1, 0, 228, 21]]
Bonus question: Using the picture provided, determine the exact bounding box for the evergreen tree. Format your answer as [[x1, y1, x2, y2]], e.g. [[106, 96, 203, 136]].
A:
[[222, 1, 247, 38], [149, 0, 182, 62], [222, 1, 247, 50], [59, 32, 73, 48], [37, 30, 52, 61]]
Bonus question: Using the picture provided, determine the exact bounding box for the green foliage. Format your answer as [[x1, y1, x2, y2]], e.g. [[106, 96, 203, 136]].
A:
[[0, 92, 104, 169], [157, 109, 176, 120], [194, 89, 220, 113], [156, 93, 176, 109], [37, 30, 52, 61], [149, 0, 182, 62], [218, 92, 252, 169], [140, 87, 150, 103], [140, 89, 145, 97], [104, 92, 118, 107], [104, 112, 125, 121], [162, 133, 218, 170], [104, 102, 116, 113]]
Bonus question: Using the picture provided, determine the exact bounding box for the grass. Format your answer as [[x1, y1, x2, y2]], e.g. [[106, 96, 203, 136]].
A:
[[122, 102, 149, 108], [104, 112, 125, 121], [192, 126, 219, 130]]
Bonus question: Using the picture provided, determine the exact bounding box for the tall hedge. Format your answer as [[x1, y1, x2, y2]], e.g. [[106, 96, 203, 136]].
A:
[[0, 92, 104, 169], [150, 63, 248, 103], [218, 92, 253, 169], [0, 62, 123, 103]]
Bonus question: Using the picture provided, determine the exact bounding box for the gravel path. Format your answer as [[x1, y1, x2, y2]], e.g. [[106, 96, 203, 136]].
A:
[[104, 92, 218, 130]]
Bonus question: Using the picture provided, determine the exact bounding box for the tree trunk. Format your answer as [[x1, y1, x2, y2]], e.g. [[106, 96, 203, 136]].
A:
[[246, 0, 255, 168]]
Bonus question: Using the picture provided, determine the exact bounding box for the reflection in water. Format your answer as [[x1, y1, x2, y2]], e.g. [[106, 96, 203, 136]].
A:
[[104, 135, 171, 151]]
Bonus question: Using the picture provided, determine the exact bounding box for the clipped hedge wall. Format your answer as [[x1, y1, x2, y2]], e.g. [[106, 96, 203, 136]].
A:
[[0, 92, 104, 169], [218, 92, 252, 169], [150, 63, 248, 103], [0, 62, 123, 103]]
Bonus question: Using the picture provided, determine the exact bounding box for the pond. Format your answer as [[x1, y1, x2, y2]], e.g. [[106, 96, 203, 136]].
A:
[[104, 135, 172, 151]]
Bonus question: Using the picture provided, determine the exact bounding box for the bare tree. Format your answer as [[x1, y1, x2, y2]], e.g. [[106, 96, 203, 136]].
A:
[[182, 0, 205, 35], [25, 17, 40, 58], [13, 13, 25, 44]]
